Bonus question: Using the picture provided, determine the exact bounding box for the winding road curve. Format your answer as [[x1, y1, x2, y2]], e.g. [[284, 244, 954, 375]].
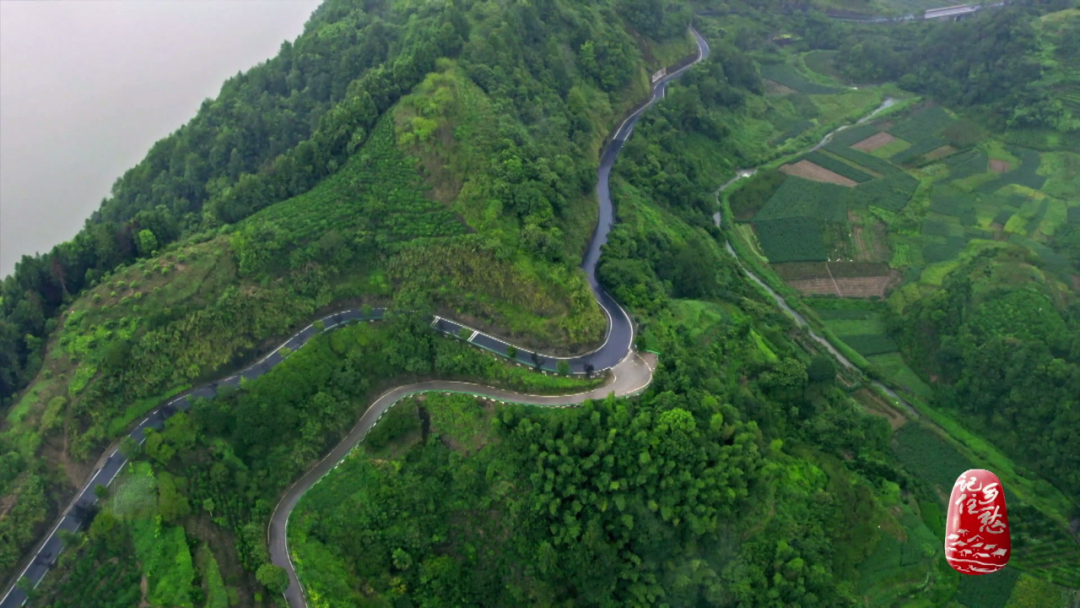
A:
[[267, 28, 711, 608], [0, 27, 709, 608]]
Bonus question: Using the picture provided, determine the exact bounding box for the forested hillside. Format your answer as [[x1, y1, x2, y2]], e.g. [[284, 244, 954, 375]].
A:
[[0, 0, 699, 593], [836, 0, 1080, 132]]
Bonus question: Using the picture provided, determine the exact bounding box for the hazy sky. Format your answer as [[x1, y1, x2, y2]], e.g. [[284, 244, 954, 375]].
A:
[[0, 0, 323, 278]]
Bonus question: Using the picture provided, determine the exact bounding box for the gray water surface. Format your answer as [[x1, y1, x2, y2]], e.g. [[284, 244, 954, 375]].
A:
[[0, 0, 322, 278]]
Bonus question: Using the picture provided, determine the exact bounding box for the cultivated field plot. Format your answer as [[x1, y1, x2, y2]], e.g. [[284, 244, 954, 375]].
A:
[[990, 159, 1012, 173], [941, 119, 985, 147], [976, 147, 1047, 193], [958, 567, 1020, 608], [945, 148, 990, 182], [789, 275, 891, 297], [781, 160, 858, 186], [827, 140, 905, 175], [852, 131, 897, 152], [775, 261, 887, 280], [778, 261, 895, 298], [888, 105, 956, 143], [811, 304, 901, 356], [760, 63, 841, 95], [754, 177, 849, 222], [806, 150, 876, 181], [853, 173, 920, 212], [857, 506, 941, 605], [753, 217, 828, 263]]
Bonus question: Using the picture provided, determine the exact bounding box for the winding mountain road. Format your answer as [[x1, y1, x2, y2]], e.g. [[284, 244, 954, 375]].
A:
[[267, 27, 711, 608], [0, 26, 709, 608]]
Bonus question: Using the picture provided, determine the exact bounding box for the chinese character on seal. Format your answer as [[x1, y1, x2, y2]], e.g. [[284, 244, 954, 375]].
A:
[[945, 469, 1011, 575]]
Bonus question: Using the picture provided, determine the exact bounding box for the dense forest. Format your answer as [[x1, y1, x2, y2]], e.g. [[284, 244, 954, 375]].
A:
[[4, 0, 1080, 606], [892, 246, 1080, 499]]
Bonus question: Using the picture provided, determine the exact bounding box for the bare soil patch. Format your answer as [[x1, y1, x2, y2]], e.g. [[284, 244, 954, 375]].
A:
[[773, 261, 891, 281], [780, 160, 858, 187], [989, 159, 1011, 173], [851, 131, 897, 152], [789, 275, 892, 298], [923, 145, 958, 161]]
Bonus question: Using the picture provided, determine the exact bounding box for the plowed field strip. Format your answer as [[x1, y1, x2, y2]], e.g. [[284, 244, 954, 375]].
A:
[[788, 275, 891, 298], [852, 132, 897, 152], [780, 160, 858, 187]]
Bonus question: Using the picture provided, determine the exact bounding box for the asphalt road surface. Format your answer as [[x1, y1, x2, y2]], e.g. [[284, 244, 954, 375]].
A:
[[0, 26, 708, 608], [267, 352, 657, 608]]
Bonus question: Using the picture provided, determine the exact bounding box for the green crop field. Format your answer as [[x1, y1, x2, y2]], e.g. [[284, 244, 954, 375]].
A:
[[832, 123, 885, 148], [827, 141, 905, 176], [976, 148, 1047, 193], [754, 177, 849, 222], [804, 150, 875, 182], [870, 138, 912, 158], [1004, 574, 1076, 607], [930, 189, 976, 217], [945, 149, 990, 182], [921, 216, 964, 238], [853, 172, 920, 212], [923, 236, 967, 263], [891, 137, 950, 165], [754, 217, 828, 262], [760, 63, 842, 94], [958, 567, 1021, 608], [1007, 148, 1048, 190], [842, 334, 899, 356], [888, 105, 956, 143], [893, 424, 974, 494]]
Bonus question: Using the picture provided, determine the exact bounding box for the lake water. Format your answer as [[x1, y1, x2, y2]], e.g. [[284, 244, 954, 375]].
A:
[[0, 0, 323, 278]]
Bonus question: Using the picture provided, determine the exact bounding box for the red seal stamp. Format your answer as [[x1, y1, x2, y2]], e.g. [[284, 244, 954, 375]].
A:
[[945, 469, 1011, 575]]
